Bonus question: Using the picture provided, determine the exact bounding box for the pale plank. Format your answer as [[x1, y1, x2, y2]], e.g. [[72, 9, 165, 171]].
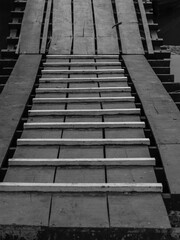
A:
[[24, 122, 145, 129], [123, 54, 180, 195], [8, 158, 155, 166], [17, 138, 150, 146], [0, 183, 162, 193], [115, 0, 144, 54], [19, 0, 46, 53], [93, 0, 119, 54], [0, 55, 41, 168], [73, 0, 95, 54], [49, 0, 72, 54]]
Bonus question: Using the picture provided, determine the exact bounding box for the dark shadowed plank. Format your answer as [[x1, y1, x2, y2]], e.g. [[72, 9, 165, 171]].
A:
[[49, 0, 72, 54], [0, 55, 41, 168], [123, 54, 180, 195], [137, 0, 154, 54], [115, 0, 144, 54], [41, 0, 52, 54], [19, 0, 46, 54], [93, 0, 119, 54], [73, 0, 95, 54]]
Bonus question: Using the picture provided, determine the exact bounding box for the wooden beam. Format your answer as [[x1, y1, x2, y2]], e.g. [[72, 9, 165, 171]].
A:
[[33, 97, 135, 103], [8, 157, 155, 166], [36, 87, 131, 93], [39, 76, 127, 83], [29, 108, 140, 116], [0, 182, 162, 193], [115, 0, 144, 54], [123, 54, 180, 196], [17, 138, 150, 146], [24, 122, 145, 129], [42, 69, 124, 74], [18, 0, 46, 53], [0, 55, 41, 168], [40, 0, 52, 54], [137, 0, 154, 54], [43, 62, 122, 67], [47, 55, 119, 59], [49, 0, 72, 54]]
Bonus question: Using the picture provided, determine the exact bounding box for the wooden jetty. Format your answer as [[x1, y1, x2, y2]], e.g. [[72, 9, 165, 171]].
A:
[[0, 0, 180, 239]]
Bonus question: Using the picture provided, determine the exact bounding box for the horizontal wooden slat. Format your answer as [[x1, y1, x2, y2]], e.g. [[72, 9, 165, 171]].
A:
[[47, 55, 119, 59], [29, 108, 140, 116], [8, 158, 156, 166], [33, 97, 135, 103], [39, 76, 127, 83], [42, 69, 124, 74], [17, 138, 150, 146], [36, 87, 131, 93], [0, 182, 162, 193], [24, 122, 145, 129], [43, 62, 122, 67]]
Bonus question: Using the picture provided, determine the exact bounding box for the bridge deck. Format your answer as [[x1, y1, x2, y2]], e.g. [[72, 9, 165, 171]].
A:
[[0, 0, 179, 239]]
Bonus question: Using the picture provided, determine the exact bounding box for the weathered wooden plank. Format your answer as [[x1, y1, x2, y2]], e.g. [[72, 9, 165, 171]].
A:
[[36, 87, 131, 93], [73, 0, 95, 54], [123, 54, 180, 196], [49, 0, 72, 54], [47, 54, 119, 59], [40, 0, 52, 54], [115, 0, 144, 54], [0, 55, 41, 168], [33, 96, 134, 103], [93, 0, 119, 54], [17, 138, 150, 146], [137, 0, 154, 54], [24, 122, 145, 129], [18, 0, 46, 53], [43, 62, 122, 67], [0, 182, 163, 193], [29, 108, 140, 116], [42, 69, 124, 74], [8, 158, 155, 166], [39, 76, 127, 83]]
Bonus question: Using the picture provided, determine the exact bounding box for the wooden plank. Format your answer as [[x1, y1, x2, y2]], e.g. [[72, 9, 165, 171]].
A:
[[93, 0, 119, 54], [115, 0, 144, 54], [36, 87, 131, 93], [0, 182, 162, 193], [18, 0, 46, 54], [40, 0, 52, 54], [17, 138, 150, 146], [43, 62, 122, 67], [123, 54, 180, 196], [29, 108, 140, 116], [8, 158, 156, 166], [24, 122, 145, 129], [39, 76, 127, 83], [47, 54, 119, 59], [73, 0, 95, 54], [137, 0, 154, 54], [49, 0, 72, 54], [42, 69, 124, 74], [0, 55, 41, 168], [33, 97, 134, 104]]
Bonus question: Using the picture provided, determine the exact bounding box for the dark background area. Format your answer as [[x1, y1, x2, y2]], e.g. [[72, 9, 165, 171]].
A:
[[158, 2, 180, 45], [0, 0, 12, 56], [0, 0, 180, 54]]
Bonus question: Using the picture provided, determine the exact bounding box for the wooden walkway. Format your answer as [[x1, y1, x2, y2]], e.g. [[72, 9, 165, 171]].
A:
[[0, 0, 179, 239]]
